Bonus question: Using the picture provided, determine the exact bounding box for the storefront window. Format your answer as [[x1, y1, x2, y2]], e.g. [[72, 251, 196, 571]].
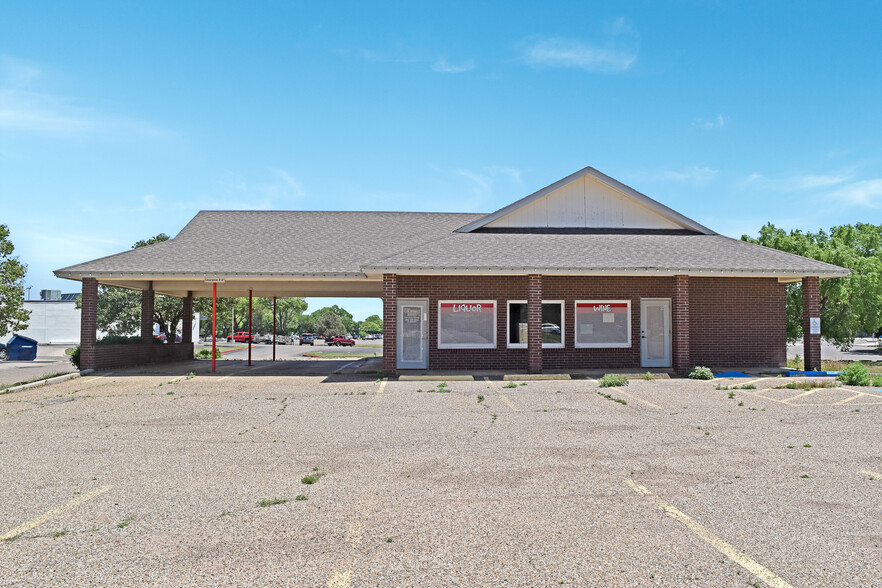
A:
[[574, 300, 631, 348], [507, 301, 564, 348], [438, 301, 496, 348]]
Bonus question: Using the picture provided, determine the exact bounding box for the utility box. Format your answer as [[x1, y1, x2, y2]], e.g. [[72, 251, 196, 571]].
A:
[[6, 334, 38, 361], [40, 289, 61, 301]]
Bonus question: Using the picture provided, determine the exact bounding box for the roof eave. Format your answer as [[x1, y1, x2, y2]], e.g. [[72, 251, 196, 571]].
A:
[[362, 267, 850, 279]]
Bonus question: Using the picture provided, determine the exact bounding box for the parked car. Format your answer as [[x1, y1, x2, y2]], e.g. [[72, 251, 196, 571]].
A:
[[262, 335, 287, 345], [154, 332, 183, 343], [299, 333, 315, 346], [325, 335, 356, 347], [231, 331, 256, 343], [0, 342, 6, 361]]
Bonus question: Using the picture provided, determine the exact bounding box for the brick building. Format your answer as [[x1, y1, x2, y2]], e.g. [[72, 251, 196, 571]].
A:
[[56, 167, 847, 373]]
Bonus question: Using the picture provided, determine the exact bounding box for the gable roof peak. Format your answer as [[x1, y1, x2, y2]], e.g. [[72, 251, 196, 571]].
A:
[[456, 166, 716, 235]]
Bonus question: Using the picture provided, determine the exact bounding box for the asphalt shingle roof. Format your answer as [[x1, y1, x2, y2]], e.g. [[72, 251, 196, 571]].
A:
[[55, 210, 848, 280]]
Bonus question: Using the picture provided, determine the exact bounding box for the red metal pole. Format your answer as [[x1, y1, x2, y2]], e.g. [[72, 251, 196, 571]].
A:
[[212, 282, 217, 373], [273, 296, 277, 362], [248, 289, 252, 367]]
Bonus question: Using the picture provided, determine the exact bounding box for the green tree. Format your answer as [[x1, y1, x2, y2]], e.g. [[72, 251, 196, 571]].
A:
[[742, 222, 882, 349], [85, 233, 193, 338], [361, 314, 383, 334], [0, 225, 30, 334], [311, 305, 355, 334], [314, 311, 345, 338]]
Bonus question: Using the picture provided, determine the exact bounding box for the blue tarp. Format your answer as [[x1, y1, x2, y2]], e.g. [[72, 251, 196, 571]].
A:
[[786, 370, 840, 377], [713, 372, 752, 378]]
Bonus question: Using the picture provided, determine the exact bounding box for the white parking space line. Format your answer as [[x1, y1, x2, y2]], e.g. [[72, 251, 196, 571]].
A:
[[860, 470, 882, 478], [609, 387, 662, 410], [834, 392, 865, 405], [626, 479, 794, 588], [483, 377, 520, 412], [780, 388, 822, 403]]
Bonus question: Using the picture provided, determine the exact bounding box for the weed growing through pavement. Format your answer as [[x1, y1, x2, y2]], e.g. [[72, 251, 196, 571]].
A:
[[596, 391, 627, 405], [477, 395, 484, 403], [803, 444, 812, 448], [301, 472, 324, 485], [257, 498, 288, 507], [520, 382, 527, 386], [295, 495, 308, 501], [386, 537, 394, 543], [737, 401, 744, 406], [787, 445, 795, 449], [117, 517, 133, 528], [599, 374, 628, 387], [219, 511, 232, 517], [643, 372, 654, 380], [313, 466, 319, 471], [800, 474, 810, 479], [727, 392, 735, 399], [775, 380, 837, 391], [437, 382, 448, 389], [503, 382, 517, 389]]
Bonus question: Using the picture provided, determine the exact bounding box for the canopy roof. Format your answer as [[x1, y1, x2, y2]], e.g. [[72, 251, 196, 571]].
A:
[[56, 167, 848, 298]]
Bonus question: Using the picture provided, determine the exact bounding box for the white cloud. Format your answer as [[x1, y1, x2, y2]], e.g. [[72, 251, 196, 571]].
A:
[[268, 167, 306, 199], [693, 114, 727, 129], [137, 194, 159, 211], [522, 19, 639, 73], [655, 166, 718, 185], [829, 179, 882, 208], [743, 170, 853, 192], [432, 58, 476, 74]]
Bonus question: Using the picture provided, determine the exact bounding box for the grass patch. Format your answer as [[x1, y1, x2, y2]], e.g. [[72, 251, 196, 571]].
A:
[[596, 391, 627, 405], [0, 371, 74, 393], [598, 374, 628, 388], [257, 498, 288, 507], [304, 351, 377, 359], [503, 382, 517, 389], [774, 380, 838, 391], [117, 517, 133, 528], [301, 472, 325, 485]]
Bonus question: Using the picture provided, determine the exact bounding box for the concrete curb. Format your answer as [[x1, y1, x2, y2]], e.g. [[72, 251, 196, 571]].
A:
[[0, 372, 81, 395]]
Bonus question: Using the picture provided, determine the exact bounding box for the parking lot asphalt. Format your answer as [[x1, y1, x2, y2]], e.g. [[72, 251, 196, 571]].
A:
[[1, 363, 879, 586], [0, 345, 76, 389]]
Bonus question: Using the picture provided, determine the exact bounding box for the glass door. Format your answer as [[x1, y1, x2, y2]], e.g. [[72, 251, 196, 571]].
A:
[[640, 299, 671, 367], [397, 299, 428, 369]]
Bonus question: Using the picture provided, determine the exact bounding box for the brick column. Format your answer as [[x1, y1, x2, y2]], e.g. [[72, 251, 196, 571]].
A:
[[141, 283, 155, 343], [802, 276, 821, 371], [182, 292, 194, 344], [527, 274, 543, 373], [382, 274, 398, 374], [672, 275, 690, 374], [80, 277, 98, 370]]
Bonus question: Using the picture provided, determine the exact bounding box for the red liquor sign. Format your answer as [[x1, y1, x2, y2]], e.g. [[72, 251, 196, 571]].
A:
[[440, 302, 495, 315], [576, 302, 628, 315]]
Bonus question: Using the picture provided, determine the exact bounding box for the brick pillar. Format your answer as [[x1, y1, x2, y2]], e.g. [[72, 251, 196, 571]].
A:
[[672, 275, 690, 374], [79, 277, 98, 370], [382, 274, 398, 374], [141, 283, 155, 343], [802, 276, 821, 371], [182, 292, 193, 344], [527, 274, 543, 373]]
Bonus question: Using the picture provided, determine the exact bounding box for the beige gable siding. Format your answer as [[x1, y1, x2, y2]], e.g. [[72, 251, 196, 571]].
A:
[[485, 175, 684, 229]]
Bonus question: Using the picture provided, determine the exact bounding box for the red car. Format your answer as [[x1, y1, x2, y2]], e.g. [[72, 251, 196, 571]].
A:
[[325, 335, 355, 347], [231, 331, 256, 343]]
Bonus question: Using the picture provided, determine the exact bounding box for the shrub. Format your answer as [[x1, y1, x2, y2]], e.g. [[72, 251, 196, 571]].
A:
[[688, 366, 714, 380], [872, 375, 882, 387], [196, 348, 221, 359], [97, 334, 141, 345], [599, 374, 628, 388], [837, 362, 870, 386], [69, 345, 81, 369]]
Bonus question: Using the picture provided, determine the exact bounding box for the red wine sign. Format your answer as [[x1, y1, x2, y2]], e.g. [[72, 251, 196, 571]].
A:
[[576, 302, 628, 314], [440, 302, 495, 314]]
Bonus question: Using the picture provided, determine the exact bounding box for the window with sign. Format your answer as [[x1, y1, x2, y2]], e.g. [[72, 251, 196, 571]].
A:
[[507, 301, 564, 348], [574, 300, 631, 348], [438, 301, 497, 349]]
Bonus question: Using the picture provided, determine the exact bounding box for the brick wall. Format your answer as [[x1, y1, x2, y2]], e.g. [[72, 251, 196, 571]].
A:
[[393, 274, 787, 371], [801, 276, 821, 371], [382, 274, 397, 373], [689, 277, 786, 367], [90, 343, 194, 370]]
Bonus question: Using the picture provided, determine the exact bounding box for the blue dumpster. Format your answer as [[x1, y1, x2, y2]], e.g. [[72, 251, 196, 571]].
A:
[[6, 334, 38, 361]]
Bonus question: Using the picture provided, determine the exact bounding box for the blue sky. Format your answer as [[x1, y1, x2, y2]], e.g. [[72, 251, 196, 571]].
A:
[[2, 1, 881, 320]]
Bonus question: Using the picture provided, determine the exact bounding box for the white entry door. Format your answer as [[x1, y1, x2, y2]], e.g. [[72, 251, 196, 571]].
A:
[[397, 299, 428, 369], [640, 299, 671, 368]]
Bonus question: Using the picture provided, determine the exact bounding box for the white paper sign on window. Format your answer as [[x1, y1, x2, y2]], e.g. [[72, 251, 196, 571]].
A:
[[575, 301, 631, 348], [438, 301, 496, 348]]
